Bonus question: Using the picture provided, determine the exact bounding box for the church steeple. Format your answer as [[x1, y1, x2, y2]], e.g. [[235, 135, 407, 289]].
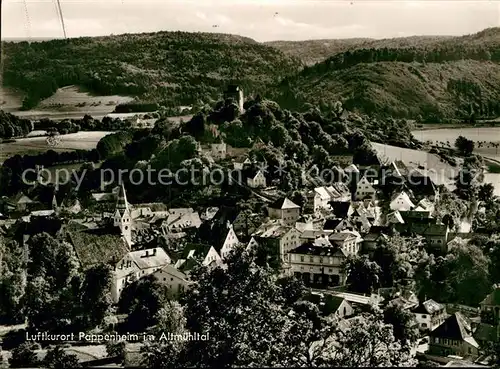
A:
[[114, 183, 132, 247], [51, 193, 58, 210], [116, 183, 129, 213]]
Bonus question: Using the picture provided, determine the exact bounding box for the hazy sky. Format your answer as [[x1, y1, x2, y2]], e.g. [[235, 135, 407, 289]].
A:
[[3, 0, 500, 42]]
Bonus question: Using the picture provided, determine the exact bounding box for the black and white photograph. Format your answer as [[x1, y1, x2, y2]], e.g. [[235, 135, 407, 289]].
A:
[[1, 0, 500, 367]]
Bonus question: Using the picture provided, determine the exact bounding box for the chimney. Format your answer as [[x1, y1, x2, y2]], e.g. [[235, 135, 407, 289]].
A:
[[144, 250, 150, 257], [153, 248, 157, 256]]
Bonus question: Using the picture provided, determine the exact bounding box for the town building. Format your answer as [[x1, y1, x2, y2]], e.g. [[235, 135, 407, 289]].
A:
[[111, 247, 171, 303], [243, 167, 267, 188], [412, 299, 447, 332], [355, 175, 378, 201], [153, 264, 191, 295], [390, 191, 415, 212], [253, 222, 301, 263], [428, 313, 480, 359], [267, 197, 301, 226], [113, 184, 133, 246], [287, 240, 348, 287], [220, 223, 240, 259], [328, 232, 361, 256]]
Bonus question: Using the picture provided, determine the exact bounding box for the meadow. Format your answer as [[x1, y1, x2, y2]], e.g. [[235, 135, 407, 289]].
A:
[[411, 127, 500, 160], [0, 131, 112, 163], [371, 142, 458, 190], [0, 86, 23, 112], [37, 85, 134, 113]]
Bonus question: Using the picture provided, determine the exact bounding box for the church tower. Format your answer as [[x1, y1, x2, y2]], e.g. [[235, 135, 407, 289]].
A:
[[114, 183, 132, 247]]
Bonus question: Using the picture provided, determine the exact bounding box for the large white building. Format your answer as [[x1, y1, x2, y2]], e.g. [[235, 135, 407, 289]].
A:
[[111, 247, 172, 303], [287, 239, 348, 287]]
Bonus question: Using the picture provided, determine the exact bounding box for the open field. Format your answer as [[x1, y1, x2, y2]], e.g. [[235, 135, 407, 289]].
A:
[[412, 127, 500, 143], [37, 85, 134, 112], [412, 127, 500, 160], [0, 86, 23, 112], [0, 131, 112, 163], [484, 173, 500, 197], [371, 142, 459, 190]]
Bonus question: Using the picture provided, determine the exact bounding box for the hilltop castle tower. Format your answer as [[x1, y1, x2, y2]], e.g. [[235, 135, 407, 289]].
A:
[[113, 183, 132, 247], [224, 85, 244, 114]]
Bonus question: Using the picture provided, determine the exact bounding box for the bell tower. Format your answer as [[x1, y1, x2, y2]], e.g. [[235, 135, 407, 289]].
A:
[[114, 183, 132, 246]]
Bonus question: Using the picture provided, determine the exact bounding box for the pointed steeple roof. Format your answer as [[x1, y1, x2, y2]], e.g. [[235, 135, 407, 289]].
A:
[[52, 193, 58, 209], [116, 183, 129, 212]]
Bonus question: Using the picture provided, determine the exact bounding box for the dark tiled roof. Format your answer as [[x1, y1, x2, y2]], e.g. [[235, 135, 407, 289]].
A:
[[289, 242, 346, 257], [329, 232, 356, 241], [395, 222, 448, 237], [412, 299, 444, 314], [269, 197, 300, 210], [326, 295, 346, 313], [430, 313, 471, 340], [241, 166, 262, 180], [323, 218, 342, 230], [180, 243, 212, 259], [329, 201, 351, 218], [401, 211, 432, 221], [68, 228, 129, 270]]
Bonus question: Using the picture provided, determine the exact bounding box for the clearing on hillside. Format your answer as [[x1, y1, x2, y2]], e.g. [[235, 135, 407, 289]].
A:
[[36, 85, 134, 113], [0, 131, 113, 163], [0, 86, 23, 112]]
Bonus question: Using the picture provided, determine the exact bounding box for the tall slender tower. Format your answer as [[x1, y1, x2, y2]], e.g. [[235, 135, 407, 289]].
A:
[[114, 183, 132, 246]]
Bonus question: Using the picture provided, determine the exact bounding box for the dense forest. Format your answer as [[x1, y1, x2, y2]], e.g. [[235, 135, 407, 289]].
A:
[[4, 27, 500, 121], [2, 31, 302, 110]]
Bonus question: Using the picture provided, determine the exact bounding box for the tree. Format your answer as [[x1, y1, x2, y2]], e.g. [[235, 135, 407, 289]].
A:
[[78, 264, 113, 329], [118, 275, 168, 332], [327, 310, 416, 367], [482, 339, 500, 368], [105, 340, 126, 362], [153, 301, 187, 337], [141, 244, 416, 367], [9, 342, 38, 368], [23, 234, 81, 331], [383, 304, 419, 346], [343, 255, 382, 294], [43, 346, 79, 369], [181, 245, 291, 367], [479, 183, 495, 203], [140, 301, 187, 369], [416, 240, 491, 305], [0, 239, 25, 324], [455, 135, 475, 156], [372, 235, 426, 288]]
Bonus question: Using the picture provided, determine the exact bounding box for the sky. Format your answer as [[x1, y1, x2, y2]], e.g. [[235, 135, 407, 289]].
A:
[[2, 0, 500, 42]]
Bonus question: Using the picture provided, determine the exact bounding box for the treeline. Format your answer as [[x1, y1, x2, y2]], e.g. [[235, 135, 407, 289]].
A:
[[2, 31, 302, 109], [303, 45, 497, 77], [113, 102, 160, 113], [34, 115, 135, 134], [0, 111, 33, 139], [0, 149, 99, 196]]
